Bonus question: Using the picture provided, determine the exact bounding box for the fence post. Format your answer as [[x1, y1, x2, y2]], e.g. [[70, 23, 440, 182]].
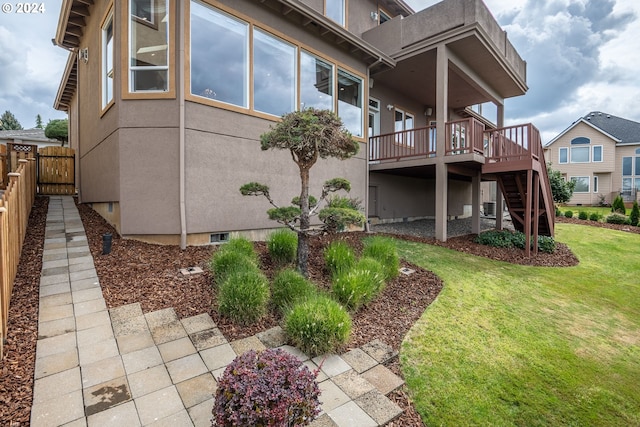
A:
[[0, 206, 7, 359]]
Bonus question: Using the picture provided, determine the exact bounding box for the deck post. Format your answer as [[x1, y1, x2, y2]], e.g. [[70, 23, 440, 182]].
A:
[[472, 170, 481, 234], [525, 169, 532, 257], [435, 44, 449, 242]]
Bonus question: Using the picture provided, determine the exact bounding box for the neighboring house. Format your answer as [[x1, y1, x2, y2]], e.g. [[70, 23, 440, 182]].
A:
[[544, 112, 640, 205], [0, 129, 61, 149], [53, 0, 553, 248]]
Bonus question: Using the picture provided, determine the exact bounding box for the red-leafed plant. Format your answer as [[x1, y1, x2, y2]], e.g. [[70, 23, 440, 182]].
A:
[[212, 348, 321, 427]]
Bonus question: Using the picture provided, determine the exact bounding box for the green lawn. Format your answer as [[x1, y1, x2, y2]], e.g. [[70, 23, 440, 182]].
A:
[[397, 224, 640, 426], [559, 206, 626, 217]]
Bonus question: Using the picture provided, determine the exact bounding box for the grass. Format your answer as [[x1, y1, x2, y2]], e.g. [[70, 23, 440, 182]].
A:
[[397, 224, 640, 426], [559, 206, 627, 217]]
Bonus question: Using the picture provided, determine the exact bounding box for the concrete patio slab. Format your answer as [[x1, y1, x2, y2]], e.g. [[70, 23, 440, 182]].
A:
[[127, 364, 173, 399], [360, 364, 405, 395]]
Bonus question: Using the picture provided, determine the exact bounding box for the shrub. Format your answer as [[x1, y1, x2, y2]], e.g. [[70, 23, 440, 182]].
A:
[[630, 201, 640, 226], [223, 236, 258, 262], [332, 260, 385, 311], [578, 211, 588, 220], [474, 229, 516, 248], [209, 250, 257, 285], [362, 236, 399, 281], [213, 348, 321, 427], [267, 228, 298, 266], [218, 269, 270, 325], [537, 236, 556, 254], [564, 210, 574, 218], [284, 294, 351, 356], [272, 268, 317, 314], [509, 231, 527, 250], [324, 241, 356, 277], [589, 212, 600, 222], [555, 207, 562, 217], [606, 213, 629, 225], [612, 195, 626, 214]]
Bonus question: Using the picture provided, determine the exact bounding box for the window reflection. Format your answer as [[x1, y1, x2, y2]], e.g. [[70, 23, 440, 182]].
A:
[[337, 70, 362, 137], [103, 13, 114, 107], [190, 1, 248, 107], [130, 0, 169, 92], [326, 0, 345, 26], [253, 29, 296, 117], [300, 52, 333, 111]]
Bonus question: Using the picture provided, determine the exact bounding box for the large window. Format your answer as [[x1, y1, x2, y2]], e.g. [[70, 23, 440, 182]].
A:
[[571, 176, 590, 193], [326, 0, 346, 26], [622, 148, 640, 199], [571, 146, 590, 163], [102, 10, 114, 109], [337, 70, 362, 137], [190, 2, 248, 107], [300, 52, 333, 111], [253, 29, 296, 117], [129, 0, 169, 92]]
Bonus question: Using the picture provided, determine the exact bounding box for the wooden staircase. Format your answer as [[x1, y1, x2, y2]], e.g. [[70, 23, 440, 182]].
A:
[[482, 124, 554, 255]]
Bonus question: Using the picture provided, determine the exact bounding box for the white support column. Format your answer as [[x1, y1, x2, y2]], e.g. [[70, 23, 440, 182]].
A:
[[472, 170, 481, 234], [495, 103, 505, 230], [435, 44, 449, 242]]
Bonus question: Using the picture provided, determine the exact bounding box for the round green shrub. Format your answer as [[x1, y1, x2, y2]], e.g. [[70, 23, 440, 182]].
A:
[[284, 295, 351, 357], [213, 348, 321, 427], [537, 236, 556, 254], [564, 210, 574, 218], [218, 269, 270, 325], [578, 211, 588, 220], [589, 212, 600, 222], [332, 263, 384, 311], [267, 228, 298, 266], [209, 250, 257, 285], [272, 268, 317, 314], [606, 213, 629, 225], [362, 236, 399, 281], [324, 241, 356, 277]]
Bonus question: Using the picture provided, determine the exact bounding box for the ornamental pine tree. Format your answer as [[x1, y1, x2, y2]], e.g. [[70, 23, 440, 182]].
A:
[[45, 119, 69, 146], [0, 110, 23, 130], [35, 114, 44, 129], [240, 109, 364, 277]]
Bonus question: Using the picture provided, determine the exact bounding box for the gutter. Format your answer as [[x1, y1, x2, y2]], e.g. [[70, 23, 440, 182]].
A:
[[364, 57, 384, 231], [179, 3, 187, 249]]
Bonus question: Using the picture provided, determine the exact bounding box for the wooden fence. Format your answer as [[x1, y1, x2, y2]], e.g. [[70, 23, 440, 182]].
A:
[[0, 158, 36, 359], [38, 146, 75, 195]]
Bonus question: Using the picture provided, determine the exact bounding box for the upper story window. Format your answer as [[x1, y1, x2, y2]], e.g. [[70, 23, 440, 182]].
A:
[[300, 51, 333, 111], [570, 137, 590, 163], [592, 145, 603, 162], [102, 9, 114, 109], [337, 70, 362, 137], [378, 9, 391, 24], [559, 147, 568, 164], [129, 0, 169, 92], [622, 148, 640, 197], [326, 0, 346, 26]]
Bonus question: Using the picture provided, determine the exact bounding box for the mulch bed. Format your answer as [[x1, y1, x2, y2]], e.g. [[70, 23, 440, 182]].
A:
[[2, 199, 638, 426]]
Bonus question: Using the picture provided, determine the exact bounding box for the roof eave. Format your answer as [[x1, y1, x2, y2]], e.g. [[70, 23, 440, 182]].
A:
[[54, 52, 77, 112]]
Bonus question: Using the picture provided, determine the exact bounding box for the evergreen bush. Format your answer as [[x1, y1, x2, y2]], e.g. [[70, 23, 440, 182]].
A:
[[589, 212, 600, 222], [538, 236, 556, 254], [267, 228, 298, 266], [611, 195, 626, 214], [218, 269, 270, 325], [324, 241, 356, 277], [271, 268, 317, 314], [284, 294, 351, 356], [630, 201, 639, 226], [564, 210, 574, 218], [578, 211, 588, 220], [606, 213, 629, 225], [362, 236, 399, 281], [213, 348, 321, 427]]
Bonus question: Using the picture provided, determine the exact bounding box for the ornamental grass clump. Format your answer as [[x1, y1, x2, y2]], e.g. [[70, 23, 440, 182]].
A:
[[209, 250, 257, 285], [332, 257, 385, 311], [271, 268, 317, 314], [267, 228, 298, 266], [284, 294, 351, 356], [223, 236, 259, 263], [218, 269, 270, 325], [362, 236, 399, 281], [213, 348, 321, 427], [606, 213, 629, 225], [324, 241, 356, 278]]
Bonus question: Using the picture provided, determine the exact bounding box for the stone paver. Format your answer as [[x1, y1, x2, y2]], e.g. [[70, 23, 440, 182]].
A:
[[32, 196, 406, 427]]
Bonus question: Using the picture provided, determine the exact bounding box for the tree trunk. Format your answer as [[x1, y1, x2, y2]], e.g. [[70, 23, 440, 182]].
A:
[[297, 166, 311, 277]]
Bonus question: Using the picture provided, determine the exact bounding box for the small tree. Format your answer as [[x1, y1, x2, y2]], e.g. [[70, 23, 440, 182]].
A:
[[45, 119, 69, 146], [630, 200, 639, 226], [35, 114, 44, 129], [240, 109, 363, 277], [611, 195, 626, 215], [547, 164, 575, 204], [0, 110, 23, 130]]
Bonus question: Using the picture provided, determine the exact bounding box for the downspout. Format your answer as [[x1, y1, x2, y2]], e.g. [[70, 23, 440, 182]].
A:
[[365, 58, 383, 232], [178, 2, 187, 249]]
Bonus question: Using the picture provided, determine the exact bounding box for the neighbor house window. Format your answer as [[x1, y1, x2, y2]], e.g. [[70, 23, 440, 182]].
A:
[[326, 0, 346, 26], [102, 10, 114, 109], [570, 137, 590, 163], [592, 145, 603, 162], [253, 29, 296, 117], [621, 148, 640, 199], [129, 0, 169, 92], [559, 147, 568, 164], [337, 69, 362, 137], [300, 51, 333, 111], [571, 176, 590, 193], [593, 176, 598, 193], [190, 1, 248, 108]]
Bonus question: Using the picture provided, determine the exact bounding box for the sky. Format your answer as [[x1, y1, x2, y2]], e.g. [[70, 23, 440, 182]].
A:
[[1, 0, 639, 143]]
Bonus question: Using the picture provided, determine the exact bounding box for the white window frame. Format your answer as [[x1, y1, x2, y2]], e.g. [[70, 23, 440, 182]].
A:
[[571, 176, 590, 193], [129, 0, 169, 93], [102, 10, 114, 109], [559, 147, 568, 164], [592, 145, 603, 162], [570, 146, 590, 163]]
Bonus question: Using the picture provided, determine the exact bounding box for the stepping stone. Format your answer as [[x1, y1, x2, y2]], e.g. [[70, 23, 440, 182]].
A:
[[312, 354, 351, 378], [181, 313, 216, 335], [354, 390, 403, 425], [230, 335, 266, 355], [175, 372, 218, 408], [256, 326, 287, 348], [309, 413, 338, 427], [109, 303, 143, 323], [158, 336, 198, 362], [83, 376, 131, 416], [189, 327, 226, 351], [200, 343, 237, 372], [145, 307, 179, 328], [361, 365, 404, 395], [361, 339, 398, 364], [327, 401, 377, 427], [86, 400, 140, 427], [150, 320, 188, 345], [331, 370, 376, 399], [341, 348, 378, 374], [277, 345, 309, 362]]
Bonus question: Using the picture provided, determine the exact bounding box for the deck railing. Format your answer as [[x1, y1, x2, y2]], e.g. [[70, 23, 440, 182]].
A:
[[445, 118, 486, 156], [0, 158, 36, 359], [484, 123, 541, 163], [369, 125, 436, 161]]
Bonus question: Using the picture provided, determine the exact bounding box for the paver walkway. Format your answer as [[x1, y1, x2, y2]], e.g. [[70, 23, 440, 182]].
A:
[[30, 196, 405, 426]]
